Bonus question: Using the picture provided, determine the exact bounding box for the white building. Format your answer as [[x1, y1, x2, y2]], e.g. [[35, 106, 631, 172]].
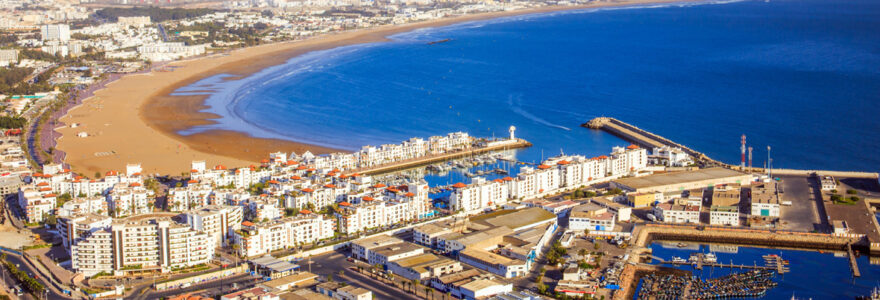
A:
[[709, 206, 739, 226], [185, 205, 244, 247], [41, 24, 70, 41], [653, 203, 700, 223], [232, 213, 334, 257], [750, 183, 780, 217], [71, 215, 214, 276], [568, 203, 616, 232]]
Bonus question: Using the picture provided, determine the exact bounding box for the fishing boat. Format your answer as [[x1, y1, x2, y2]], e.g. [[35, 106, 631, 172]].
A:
[[672, 256, 687, 263], [427, 38, 451, 45], [705, 253, 718, 263]]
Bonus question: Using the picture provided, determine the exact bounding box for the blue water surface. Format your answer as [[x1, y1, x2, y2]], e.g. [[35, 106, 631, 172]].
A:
[[646, 242, 880, 299], [174, 0, 880, 172]]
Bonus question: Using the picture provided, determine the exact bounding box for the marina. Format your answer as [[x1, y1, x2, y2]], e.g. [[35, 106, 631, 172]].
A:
[[637, 270, 779, 300], [661, 253, 790, 274]]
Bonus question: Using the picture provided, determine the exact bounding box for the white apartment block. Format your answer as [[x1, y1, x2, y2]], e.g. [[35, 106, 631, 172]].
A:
[[106, 183, 151, 217], [185, 205, 244, 247], [449, 177, 509, 214], [168, 183, 213, 211], [41, 24, 70, 41], [71, 216, 214, 276], [57, 213, 111, 250], [17, 187, 56, 223], [232, 213, 334, 257], [137, 42, 207, 61], [56, 196, 108, 217]]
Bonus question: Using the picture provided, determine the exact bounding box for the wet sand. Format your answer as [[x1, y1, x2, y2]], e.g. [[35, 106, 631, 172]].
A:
[[56, 0, 694, 176]]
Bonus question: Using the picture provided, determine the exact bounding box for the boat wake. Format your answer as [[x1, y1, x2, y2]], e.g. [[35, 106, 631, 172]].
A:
[[507, 95, 571, 131]]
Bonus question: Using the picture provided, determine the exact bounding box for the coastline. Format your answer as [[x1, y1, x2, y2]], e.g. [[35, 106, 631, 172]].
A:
[[56, 0, 696, 176]]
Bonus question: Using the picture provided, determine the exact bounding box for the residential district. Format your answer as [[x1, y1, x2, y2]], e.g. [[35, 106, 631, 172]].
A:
[[1, 0, 880, 300]]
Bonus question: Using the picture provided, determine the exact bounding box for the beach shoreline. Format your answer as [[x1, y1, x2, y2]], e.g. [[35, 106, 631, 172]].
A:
[[56, 0, 696, 176]]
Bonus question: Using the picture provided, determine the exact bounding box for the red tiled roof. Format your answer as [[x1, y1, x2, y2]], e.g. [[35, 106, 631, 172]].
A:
[[129, 182, 142, 187], [188, 179, 198, 184], [290, 175, 302, 180], [260, 159, 270, 163], [373, 183, 386, 188], [405, 192, 415, 197], [386, 188, 400, 193], [502, 177, 514, 181], [105, 170, 118, 176], [339, 202, 351, 206], [191, 169, 199, 173], [36, 182, 48, 186], [324, 184, 337, 189], [301, 188, 314, 193], [242, 221, 255, 227], [267, 180, 280, 184], [362, 196, 374, 201], [627, 144, 639, 150], [452, 182, 467, 188], [300, 210, 311, 214], [557, 160, 570, 165], [537, 164, 552, 170], [214, 165, 227, 170], [492, 179, 503, 183], [297, 166, 308, 170]]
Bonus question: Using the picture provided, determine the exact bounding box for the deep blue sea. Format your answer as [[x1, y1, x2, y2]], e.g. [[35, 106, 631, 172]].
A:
[[646, 242, 880, 299], [175, 0, 880, 173]]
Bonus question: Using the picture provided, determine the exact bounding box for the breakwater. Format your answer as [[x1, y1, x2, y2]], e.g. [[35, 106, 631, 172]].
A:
[[583, 117, 880, 178], [635, 224, 859, 251], [583, 117, 720, 165], [352, 139, 531, 175]]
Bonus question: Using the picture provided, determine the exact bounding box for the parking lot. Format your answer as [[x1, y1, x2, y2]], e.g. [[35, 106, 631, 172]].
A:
[[776, 175, 822, 232]]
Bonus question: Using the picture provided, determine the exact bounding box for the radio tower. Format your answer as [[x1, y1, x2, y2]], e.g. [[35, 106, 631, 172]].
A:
[[741, 134, 746, 170], [748, 146, 753, 173]]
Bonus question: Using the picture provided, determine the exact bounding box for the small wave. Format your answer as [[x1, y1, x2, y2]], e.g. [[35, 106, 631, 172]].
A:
[[507, 95, 571, 131]]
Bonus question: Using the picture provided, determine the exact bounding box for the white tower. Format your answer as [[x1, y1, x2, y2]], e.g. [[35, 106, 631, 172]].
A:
[[509, 126, 516, 140]]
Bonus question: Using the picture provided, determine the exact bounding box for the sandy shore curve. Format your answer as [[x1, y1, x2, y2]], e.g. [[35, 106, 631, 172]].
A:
[[56, 0, 692, 176]]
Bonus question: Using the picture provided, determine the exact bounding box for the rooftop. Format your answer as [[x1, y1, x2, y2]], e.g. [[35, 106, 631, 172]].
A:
[[474, 207, 556, 230], [613, 167, 747, 189]]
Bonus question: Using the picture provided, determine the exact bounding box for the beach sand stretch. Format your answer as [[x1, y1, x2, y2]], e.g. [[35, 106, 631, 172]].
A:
[[56, 0, 693, 176]]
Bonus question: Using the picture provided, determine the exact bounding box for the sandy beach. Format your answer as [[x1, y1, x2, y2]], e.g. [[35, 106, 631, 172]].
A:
[[56, 0, 694, 176]]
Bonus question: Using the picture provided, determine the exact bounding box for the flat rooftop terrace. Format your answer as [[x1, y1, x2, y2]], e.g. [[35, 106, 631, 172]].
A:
[[614, 167, 747, 189]]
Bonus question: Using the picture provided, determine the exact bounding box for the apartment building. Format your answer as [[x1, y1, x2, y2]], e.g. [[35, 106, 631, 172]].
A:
[[71, 215, 214, 276], [185, 205, 244, 247], [57, 213, 112, 250], [106, 182, 151, 217], [232, 213, 334, 257], [449, 177, 509, 214]]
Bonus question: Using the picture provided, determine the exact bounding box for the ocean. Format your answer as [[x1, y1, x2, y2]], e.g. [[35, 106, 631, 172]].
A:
[[174, 0, 880, 173]]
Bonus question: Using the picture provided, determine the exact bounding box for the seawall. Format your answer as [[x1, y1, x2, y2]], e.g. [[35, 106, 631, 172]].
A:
[[583, 117, 879, 178], [353, 139, 532, 175]]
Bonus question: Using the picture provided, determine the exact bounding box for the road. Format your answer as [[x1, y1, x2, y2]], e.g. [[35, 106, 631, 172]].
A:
[[2, 253, 68, 299], [305, 251, 419, 300], [130, 273, 260, 300]]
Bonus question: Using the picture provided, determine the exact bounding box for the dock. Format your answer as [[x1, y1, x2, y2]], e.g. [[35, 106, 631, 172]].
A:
[[351, 139, 531, 175], [661, 254, 789, 274], [847, 243, 861, 277]]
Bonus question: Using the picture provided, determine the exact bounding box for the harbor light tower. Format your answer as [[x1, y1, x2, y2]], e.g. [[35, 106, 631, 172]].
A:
[[741, 134, 746, 169], [748, 146, 753, 173], [509, 125, 516, 140]]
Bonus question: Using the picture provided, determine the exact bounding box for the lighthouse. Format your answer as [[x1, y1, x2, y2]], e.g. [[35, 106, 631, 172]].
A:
[[509, 125, 516, 140]]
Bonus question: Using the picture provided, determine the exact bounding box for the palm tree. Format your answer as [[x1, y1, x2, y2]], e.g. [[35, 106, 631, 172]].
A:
[[425, 287, 432, 300], [412, 279, 420, 295]]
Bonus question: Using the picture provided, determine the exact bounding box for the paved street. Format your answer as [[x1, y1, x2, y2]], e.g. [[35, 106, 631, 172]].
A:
[[131, 273, 260, 300], [305, 250, 421, 300]]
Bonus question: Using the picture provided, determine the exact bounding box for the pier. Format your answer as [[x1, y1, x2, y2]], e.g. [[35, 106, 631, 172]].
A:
[[351, 139, 531, 175], [661, 254, 789, 274], [583, 117, 720, 165], [847, 243, 861, 277]]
